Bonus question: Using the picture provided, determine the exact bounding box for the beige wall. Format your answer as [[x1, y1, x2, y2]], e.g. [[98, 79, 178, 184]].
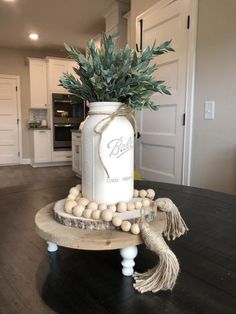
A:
[[191, 0, 236, 195], [131, 0, 236, 195], [0, 47, 66, 158]]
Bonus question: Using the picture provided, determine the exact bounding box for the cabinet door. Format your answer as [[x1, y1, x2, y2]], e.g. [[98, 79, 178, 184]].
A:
[[34, 130, 52, 163], [29, 59, 47, 108], [47, 59, 68, 92], [72, 134, 81, 174]]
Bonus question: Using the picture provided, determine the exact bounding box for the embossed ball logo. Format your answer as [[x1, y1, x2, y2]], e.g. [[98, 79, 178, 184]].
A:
[[107, 136, 133, 158]]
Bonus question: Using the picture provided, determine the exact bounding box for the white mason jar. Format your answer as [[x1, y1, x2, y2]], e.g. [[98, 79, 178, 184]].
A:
[[81, 102, 134, 204]]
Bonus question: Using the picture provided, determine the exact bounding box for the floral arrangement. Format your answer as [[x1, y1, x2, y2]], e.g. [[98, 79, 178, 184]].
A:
[[60, 33, 174, 111]]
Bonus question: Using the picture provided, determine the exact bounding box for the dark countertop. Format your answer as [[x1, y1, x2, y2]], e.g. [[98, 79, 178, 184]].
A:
[[28, 127, 51, 130], [71, 129, 81, 133]]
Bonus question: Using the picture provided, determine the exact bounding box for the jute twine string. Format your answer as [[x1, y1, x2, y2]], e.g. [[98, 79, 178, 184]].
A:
[[134, 197, 188, 293], [89, 104, 137, 178]]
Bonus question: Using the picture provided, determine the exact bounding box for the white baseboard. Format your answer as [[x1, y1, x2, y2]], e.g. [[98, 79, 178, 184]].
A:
[[21, 158, 31, 164], [30, 161, 72, 168]]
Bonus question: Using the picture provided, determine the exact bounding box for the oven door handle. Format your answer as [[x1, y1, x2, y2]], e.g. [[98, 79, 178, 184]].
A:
[[54, 124, 73, 127]]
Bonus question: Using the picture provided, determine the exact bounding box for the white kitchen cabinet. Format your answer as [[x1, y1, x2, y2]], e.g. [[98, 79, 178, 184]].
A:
[[28, 58, 47, 108], [105, 1, 129, 49], [72, 132, 81, 175], [52, 150, 72, 162], [46, 58, 78, 93], [30, 130, 52, 164]]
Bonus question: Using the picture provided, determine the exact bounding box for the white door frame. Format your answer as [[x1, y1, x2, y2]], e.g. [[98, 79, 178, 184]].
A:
[[0, 74, 22, 164], [136, 0, 198, 186]]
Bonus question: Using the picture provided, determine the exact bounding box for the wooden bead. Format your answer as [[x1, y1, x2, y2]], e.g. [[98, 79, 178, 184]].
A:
[[92, 210, 101, 220], [67, 194, 76, 201], [87, 202, 98, 210], [131, 223, 140, 235], [64, 200, 77, 214], [77, 197, 89, 207], [127, 202, 135, 211], [117, 202, 127, 213], [98, 204, 107, 211], [76, 184, 82, 191], [75, 195, 82, 202], [69, 187, 79, 197], [112, 216, 123, 227], [73, 205, 85, 217], [83, 208, 93, 219], [108, 204, 117, 212], [121, 221, 131, 232], [139, 189, 147, 198], [134, 201, 142, 210], [101, 209, 113, 222], [133, 189, 139, 198], [147, 189, 155, 199], [142, 198, 151, 208]]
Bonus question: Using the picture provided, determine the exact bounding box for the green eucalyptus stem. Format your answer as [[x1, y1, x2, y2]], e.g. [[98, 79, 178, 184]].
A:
[[60, 33, 174, 111]]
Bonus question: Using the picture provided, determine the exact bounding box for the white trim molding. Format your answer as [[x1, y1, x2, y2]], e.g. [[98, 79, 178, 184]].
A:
[[21, 158, 31, 165], [182, 0, 198, 185]]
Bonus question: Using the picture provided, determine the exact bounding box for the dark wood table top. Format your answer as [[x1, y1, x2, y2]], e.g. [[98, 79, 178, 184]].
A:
[[1, 164, 234, 313], [39, 180, 236, 314], [135, 181, 236, 313]]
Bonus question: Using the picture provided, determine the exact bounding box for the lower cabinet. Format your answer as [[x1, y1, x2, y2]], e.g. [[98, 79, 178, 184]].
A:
[[72, 132, 81, 175], [30, 130, 52, 163], [52, 150, 72, 162]]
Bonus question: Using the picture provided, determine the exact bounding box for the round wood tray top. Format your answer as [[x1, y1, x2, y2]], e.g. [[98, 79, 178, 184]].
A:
[[53, 199, 155, 230], [35, 202, 167, 251]]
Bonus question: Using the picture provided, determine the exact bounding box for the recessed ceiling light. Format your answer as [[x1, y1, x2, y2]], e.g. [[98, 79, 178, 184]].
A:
[[3, 0, 16, 2], [29, 33, 39, 41]]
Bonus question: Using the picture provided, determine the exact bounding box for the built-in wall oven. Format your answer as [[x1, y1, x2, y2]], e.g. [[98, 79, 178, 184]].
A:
[[52, 93, 86, 150]]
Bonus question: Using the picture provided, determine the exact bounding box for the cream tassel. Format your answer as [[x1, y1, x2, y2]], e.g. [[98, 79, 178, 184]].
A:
[[133, 198, 188, 294], [155, 198, 189, 240]]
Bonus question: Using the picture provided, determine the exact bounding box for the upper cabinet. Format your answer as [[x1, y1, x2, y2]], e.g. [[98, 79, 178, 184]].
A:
[[28, 58, 47, 108], [46, 58, 77, 93], [104, 1, 130, 49]]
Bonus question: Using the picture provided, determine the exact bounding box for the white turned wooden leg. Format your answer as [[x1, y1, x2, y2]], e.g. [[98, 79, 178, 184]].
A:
[[120, 246, 138, 276], [47, 241, 58, 252]]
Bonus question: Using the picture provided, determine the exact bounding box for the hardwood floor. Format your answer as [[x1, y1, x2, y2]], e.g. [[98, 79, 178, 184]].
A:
[[0, 165, 235, 314], [0, 165, 78, 314]]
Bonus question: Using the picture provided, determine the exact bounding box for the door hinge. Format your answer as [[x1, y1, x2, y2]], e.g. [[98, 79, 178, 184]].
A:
[[182, 113, 186, 126], [16, 86, 18, 92], [187, 15, 190, 29], [18, 152, 20, 157], [17, 118, 19, 124]]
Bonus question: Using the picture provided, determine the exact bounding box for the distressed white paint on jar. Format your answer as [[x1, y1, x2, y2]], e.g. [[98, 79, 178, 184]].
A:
[[82, 102, 134, 204]]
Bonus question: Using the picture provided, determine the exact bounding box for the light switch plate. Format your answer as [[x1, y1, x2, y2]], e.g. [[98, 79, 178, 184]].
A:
[[204, 100, 215, 120]]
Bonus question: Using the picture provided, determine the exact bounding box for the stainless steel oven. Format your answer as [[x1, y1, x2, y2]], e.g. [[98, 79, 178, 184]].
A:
[[53, 123, 80, 150], [52, 93, 86, 150]]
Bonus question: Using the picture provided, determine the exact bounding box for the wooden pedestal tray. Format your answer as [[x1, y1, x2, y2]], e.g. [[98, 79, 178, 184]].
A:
[[35, 202, 167, 276]]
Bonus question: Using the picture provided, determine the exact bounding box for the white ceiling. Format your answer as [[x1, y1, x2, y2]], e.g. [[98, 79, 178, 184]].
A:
[[0, 0, 123, 50]]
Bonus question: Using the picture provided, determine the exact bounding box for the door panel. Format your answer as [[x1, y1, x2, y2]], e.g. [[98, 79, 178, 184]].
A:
[[0, 77, 19, 164], [136, 0, 190, 184]]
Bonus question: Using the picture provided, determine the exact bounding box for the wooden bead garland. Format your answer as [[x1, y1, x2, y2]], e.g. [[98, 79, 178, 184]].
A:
[[63, 186, 157, 235]]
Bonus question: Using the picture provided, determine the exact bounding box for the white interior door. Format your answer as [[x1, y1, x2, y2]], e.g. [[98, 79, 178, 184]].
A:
[[136, 0, 191, 184], [0, 77, 19, 164]]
